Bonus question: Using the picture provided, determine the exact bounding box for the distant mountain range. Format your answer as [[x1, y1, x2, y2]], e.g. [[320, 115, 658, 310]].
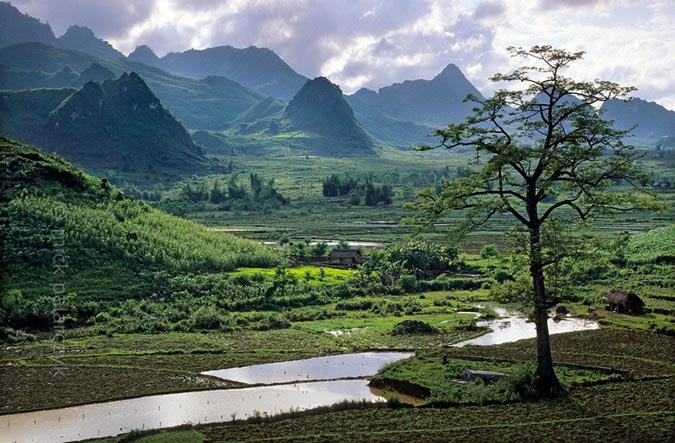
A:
[[0, 72, 208, 181], [0, 0, 672, 171], [350, 64, 484, 127], [129, 44, 307, 101], [0, 43, 265, 131], [601, 98, 675, 142]]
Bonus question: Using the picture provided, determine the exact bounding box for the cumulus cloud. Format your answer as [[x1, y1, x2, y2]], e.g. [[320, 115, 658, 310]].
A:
[[9, 0, 675, 109]]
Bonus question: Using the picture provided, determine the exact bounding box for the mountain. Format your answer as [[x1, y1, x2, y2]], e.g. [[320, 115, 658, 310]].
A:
[[0, 43, 264, 131], [345, 96, 436, 148], [0, 73, 209, 181], [0, 1, 56, 48], [0, 136, 279, 300], [350, 64, 484, 126], [141, 45, 307, 101], [601, 98, 675, 143], [282, 77, 376, 156], [128, 45, 160, 65], [0, 3, 123, 60], [56, 25, 124, 60], [77, 62, 116, 84]]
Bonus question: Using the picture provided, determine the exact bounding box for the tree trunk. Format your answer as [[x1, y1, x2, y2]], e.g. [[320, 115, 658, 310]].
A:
[[529, 225, 564, 396]]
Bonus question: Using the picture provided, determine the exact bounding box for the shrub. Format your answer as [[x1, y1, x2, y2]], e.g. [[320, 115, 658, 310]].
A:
[[391, 320, 437, 335]]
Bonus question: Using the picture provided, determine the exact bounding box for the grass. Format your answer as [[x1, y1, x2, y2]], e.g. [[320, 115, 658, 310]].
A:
[[230, 266, 355, 286]]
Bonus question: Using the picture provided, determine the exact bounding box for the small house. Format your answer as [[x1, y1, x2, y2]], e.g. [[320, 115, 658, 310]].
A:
[[327, 249, 362, 268], [604, 288, 645, 315]]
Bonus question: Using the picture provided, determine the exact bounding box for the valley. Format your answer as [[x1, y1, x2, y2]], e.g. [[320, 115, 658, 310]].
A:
[[0, 2, 674, 443]]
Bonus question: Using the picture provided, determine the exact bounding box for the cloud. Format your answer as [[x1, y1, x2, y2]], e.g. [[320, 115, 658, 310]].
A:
[[11, 0, 154, 37], [7, 0, 675, 109]]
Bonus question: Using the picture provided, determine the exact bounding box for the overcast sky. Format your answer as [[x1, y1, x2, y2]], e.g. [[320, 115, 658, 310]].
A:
[[12, 0, 675, 109]]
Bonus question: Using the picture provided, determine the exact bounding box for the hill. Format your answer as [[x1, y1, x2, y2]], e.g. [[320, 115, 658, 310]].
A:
[[0, 43, 264, 131], [0, 136, 279, 301], [0, 73, 210, 181], [56, 25, 124, 60], [142, 45, 308, 101], [0, 1, 55, 48], [601, 98, 675, 143], [282, 77, 376, 156], [350, 64, 484, 126]]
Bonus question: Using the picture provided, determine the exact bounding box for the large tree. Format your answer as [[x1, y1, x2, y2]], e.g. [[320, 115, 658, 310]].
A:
[[409, 45, 659, 395]]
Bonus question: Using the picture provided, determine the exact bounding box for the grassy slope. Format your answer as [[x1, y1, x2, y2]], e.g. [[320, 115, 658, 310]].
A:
[[0, 136, 279, 299]]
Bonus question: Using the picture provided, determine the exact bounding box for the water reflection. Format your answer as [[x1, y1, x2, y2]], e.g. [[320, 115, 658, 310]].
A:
[[203, 352, 414, 384], [453, 308, 599, 347], [0, 380, 386, 443]]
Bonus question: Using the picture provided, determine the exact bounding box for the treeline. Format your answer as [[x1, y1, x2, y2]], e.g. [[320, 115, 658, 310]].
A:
[[183, 173, 289, 205], [322, 174, 393, 206]]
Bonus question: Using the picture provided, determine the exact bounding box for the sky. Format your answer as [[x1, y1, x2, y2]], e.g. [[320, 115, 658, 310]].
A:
[[12, 0, 675, 109]]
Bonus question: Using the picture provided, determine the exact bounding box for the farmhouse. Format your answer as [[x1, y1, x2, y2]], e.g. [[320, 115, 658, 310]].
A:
[[604, 288, 645, 315], [327, 249, 363, 268]]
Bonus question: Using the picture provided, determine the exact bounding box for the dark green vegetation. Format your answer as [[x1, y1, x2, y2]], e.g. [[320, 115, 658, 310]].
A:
[[0, 72, 212, 183], [0, 138, 278, 331]]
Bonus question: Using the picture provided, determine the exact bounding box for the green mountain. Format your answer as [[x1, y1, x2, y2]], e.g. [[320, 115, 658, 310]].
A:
[[0, 73, 209, 181], [0, 43, 264, 131], [0, 136, 279, 301], [143, 45, 307, 101], [277, 77, 375, 156], [601, 98, 675, 143], [351, 64, 484, 126], [56, 25, 124, 60], [0, 1, 55, 48]]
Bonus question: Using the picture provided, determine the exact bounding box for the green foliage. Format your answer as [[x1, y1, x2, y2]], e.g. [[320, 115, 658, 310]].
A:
[[322, 174, 358, 197], [0, 138, 280, 311], [480, 244, 500, 259], [625, 225, 675, 264]]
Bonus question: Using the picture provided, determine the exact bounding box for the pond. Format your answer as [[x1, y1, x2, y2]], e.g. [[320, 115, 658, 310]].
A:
[[453, 308, 599, 347], [0, 353, 412, 443]]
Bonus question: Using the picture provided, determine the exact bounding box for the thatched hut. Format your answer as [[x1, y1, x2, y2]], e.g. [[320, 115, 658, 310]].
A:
[[604, 288, 645, 315], [327, 249, 362, 268]]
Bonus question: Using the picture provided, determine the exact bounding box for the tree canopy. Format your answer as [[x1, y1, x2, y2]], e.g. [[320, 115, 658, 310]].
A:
[[408, 45, 661, 395]]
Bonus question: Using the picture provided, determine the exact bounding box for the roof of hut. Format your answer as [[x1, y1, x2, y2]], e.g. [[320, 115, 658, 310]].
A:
[[604, 288, 644, 305], [329, 249, 361, 259]]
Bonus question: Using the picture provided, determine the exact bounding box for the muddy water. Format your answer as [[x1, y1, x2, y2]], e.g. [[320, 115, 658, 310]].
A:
[[453, 308, 599, 347], [203, 352, 413, 384]]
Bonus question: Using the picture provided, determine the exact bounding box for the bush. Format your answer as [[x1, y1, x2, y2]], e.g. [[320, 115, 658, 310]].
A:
[[391, 320, 437, 335], [190, 305, 230, 330], [480, 244, 500, 259]]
